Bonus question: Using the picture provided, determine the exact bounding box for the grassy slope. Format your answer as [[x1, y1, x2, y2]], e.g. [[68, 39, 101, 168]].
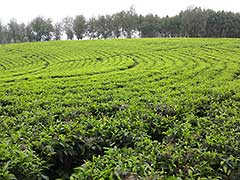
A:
[[0, 38, 240, 179]]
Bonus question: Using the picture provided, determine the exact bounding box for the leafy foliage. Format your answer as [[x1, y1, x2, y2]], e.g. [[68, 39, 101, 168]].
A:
[[0, 38, 240, 179]]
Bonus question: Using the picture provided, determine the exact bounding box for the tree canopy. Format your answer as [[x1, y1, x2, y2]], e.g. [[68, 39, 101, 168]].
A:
[[0, 7, 240, 44]]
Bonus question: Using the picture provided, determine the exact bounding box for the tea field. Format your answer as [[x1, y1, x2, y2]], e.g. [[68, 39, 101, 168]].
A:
[[0, 38, 240, 180]]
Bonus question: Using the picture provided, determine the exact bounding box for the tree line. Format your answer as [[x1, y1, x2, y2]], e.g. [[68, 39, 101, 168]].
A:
[[0, 6, 240, 44]]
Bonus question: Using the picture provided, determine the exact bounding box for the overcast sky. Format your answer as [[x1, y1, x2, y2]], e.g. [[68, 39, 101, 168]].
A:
[[1, 0, 240, 23]]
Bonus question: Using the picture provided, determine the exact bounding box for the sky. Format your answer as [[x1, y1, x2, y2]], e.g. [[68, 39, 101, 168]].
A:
[[0, 0, 240, 23]]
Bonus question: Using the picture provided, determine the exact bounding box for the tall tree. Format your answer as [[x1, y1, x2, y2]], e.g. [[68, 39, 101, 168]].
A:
[[96, 15, 113, 39], [112, 12, 124, 38], [180, 7, 208, 37], [141, 14, 160, 37], [26, 24, 34, 42], [121, 6, 139, 38], [53, 22, 62, 40], [30, 16, 53, 41], [73, 15, 86, 40], [0, 22, 3, 44], [205, 9, 217, 37], [86, 17, 98, 39], [18, 23, 27, 42], [159, 15, 183, 37], [62, 17, 74, 40], [8, 19, 20, 43]]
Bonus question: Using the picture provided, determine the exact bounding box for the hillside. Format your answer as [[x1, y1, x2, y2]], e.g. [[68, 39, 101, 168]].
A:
[[0, 38, 240, 179]]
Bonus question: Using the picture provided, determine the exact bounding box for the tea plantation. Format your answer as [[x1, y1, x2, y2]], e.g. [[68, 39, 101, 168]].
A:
[[0, 38, 240, 180]]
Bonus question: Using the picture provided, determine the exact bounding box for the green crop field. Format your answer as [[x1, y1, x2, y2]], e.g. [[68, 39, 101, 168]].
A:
[[0, 38, 240, 180]]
